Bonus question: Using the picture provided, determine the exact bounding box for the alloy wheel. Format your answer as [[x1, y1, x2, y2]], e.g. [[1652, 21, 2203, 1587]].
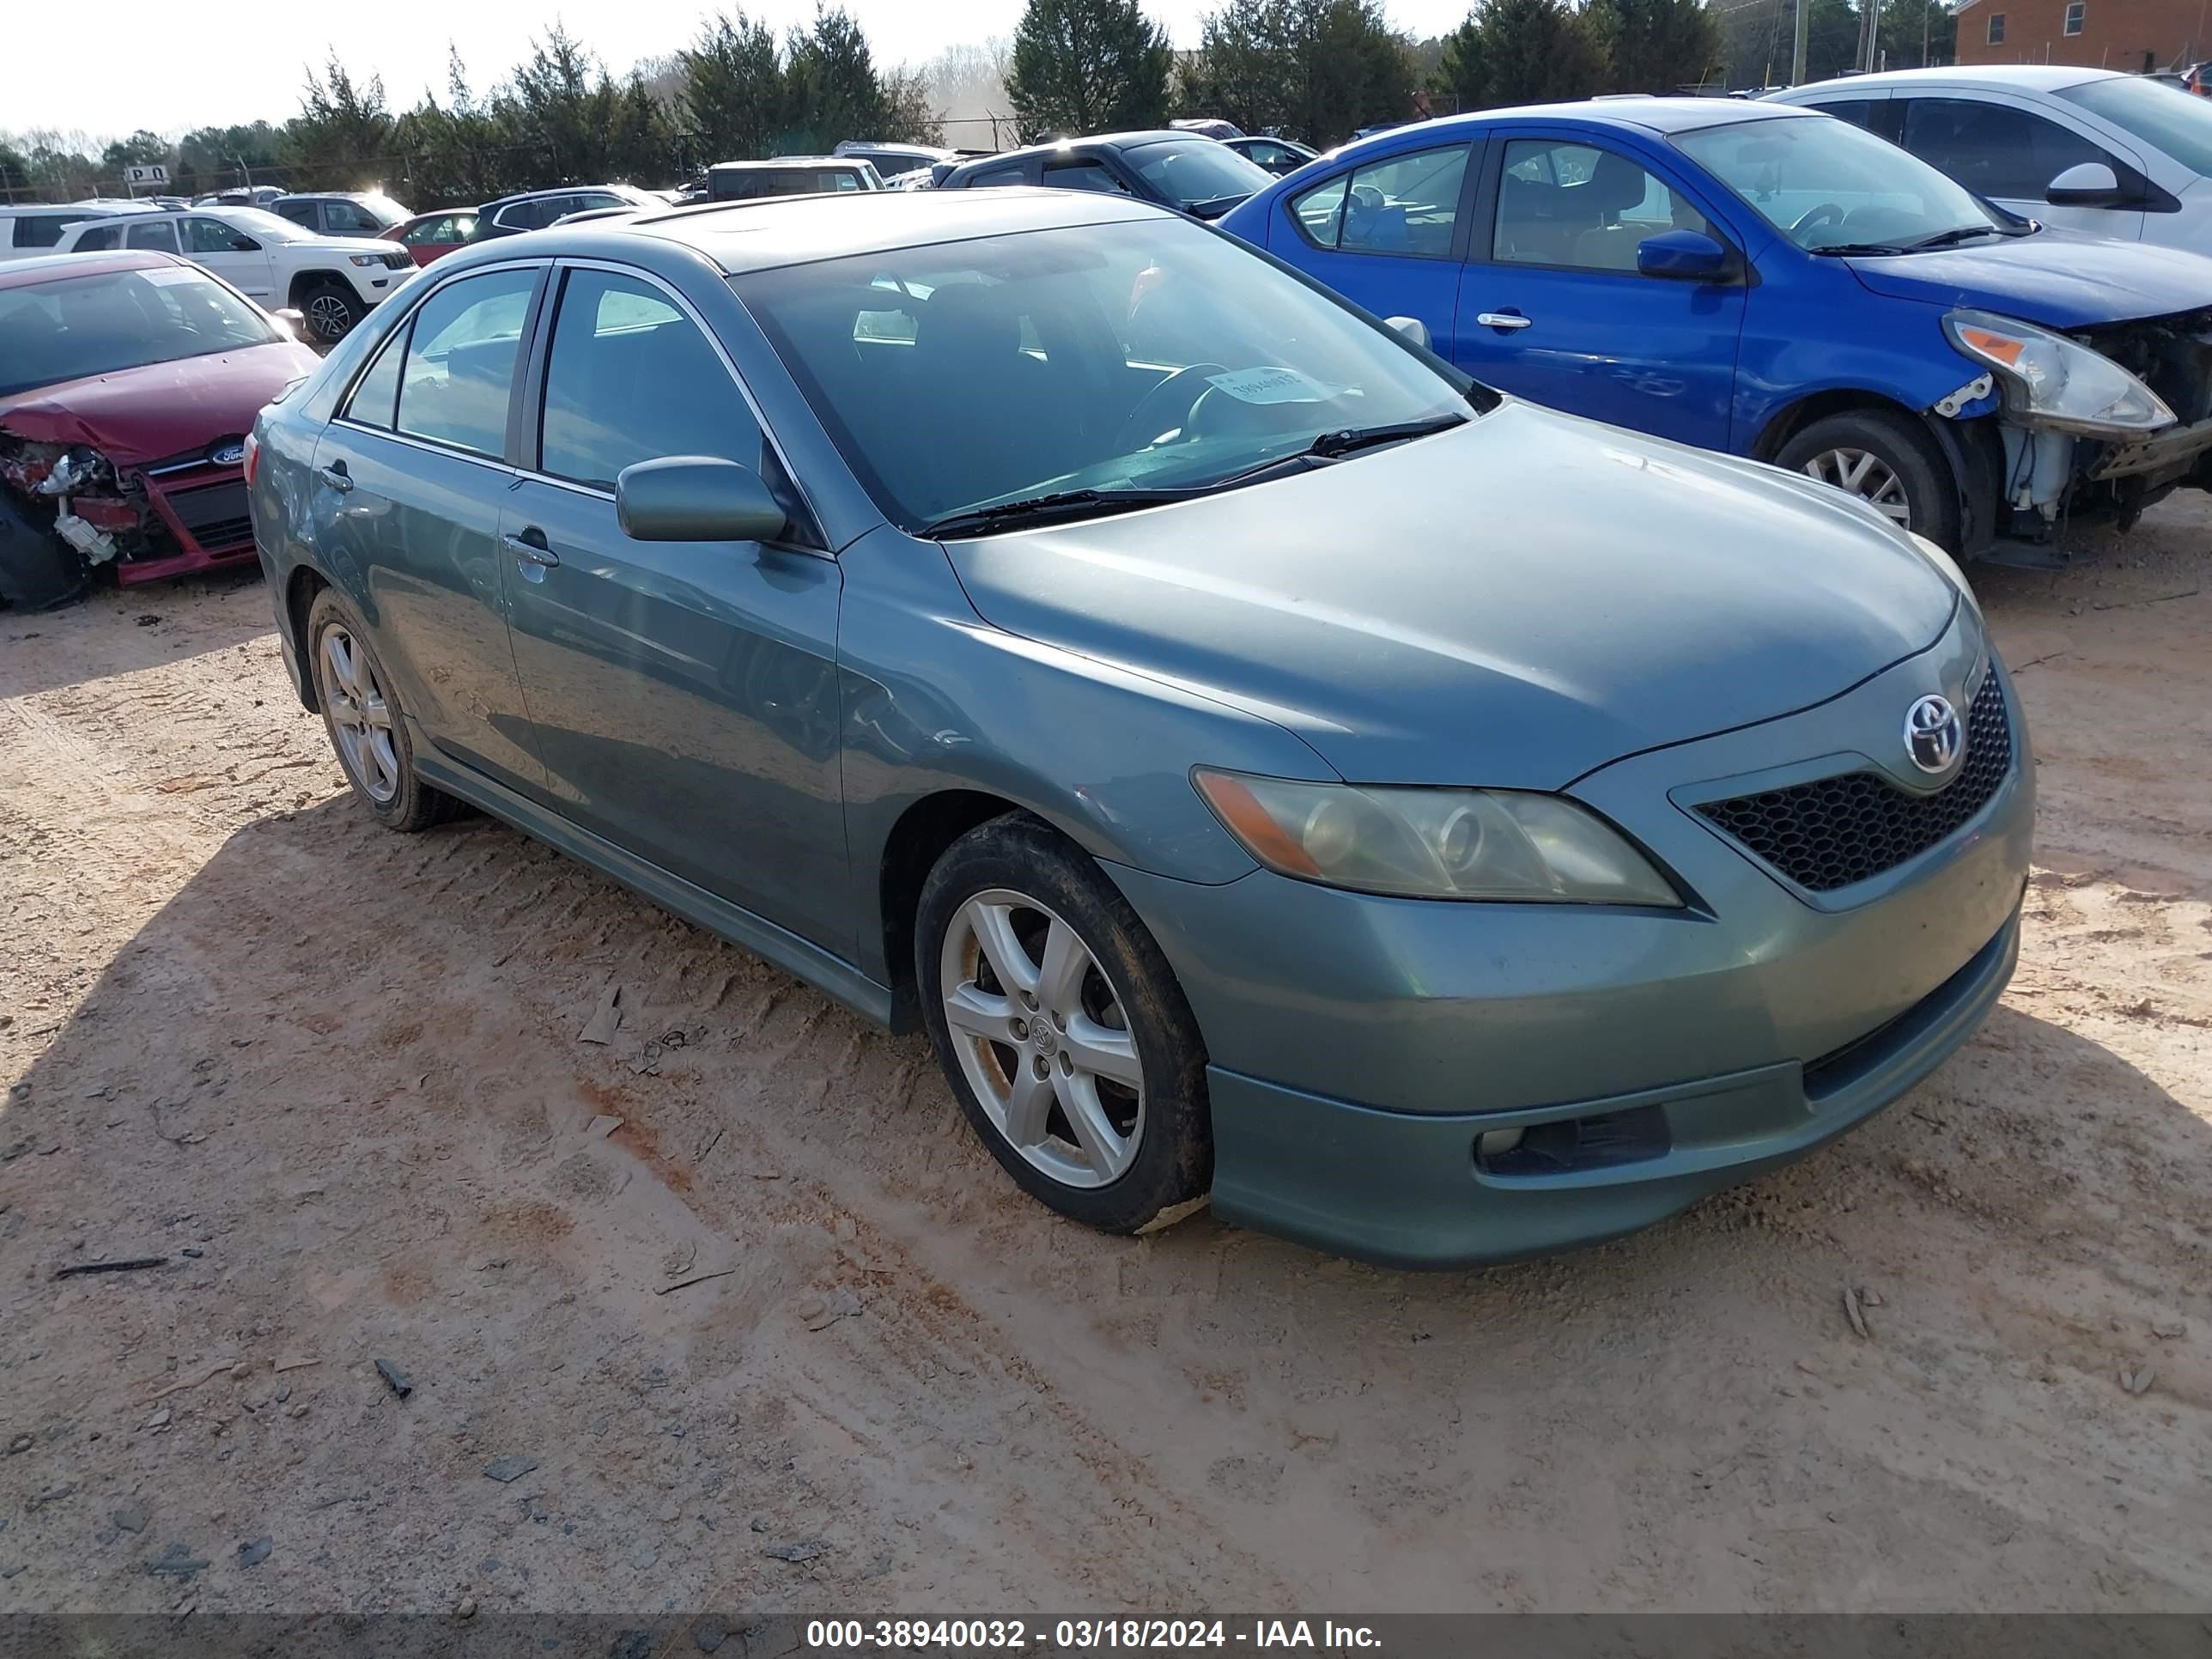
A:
[[1801, 446, 1912, 526], [318, 625, 401, 803], [307, 292, 353, 341], [939, 889, 1146, 1188]]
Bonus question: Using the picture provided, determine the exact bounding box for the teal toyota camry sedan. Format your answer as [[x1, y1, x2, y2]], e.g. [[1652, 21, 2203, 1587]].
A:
[[246, 188, 2032, 1266]]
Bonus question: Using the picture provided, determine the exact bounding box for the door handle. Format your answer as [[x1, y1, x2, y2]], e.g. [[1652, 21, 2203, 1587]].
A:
[[502, 531, 560, 568], [1474, 312, 1533, 331], [319, 462, 353, 491]]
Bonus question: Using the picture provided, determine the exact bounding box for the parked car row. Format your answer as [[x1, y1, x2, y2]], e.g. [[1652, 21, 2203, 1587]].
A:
[[222, 186, 2030, 1267]]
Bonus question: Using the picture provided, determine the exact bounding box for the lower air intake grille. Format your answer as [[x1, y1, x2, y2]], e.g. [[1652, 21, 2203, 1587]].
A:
[[168, 480, 252, 550], [1697, 673, 2012, 893]]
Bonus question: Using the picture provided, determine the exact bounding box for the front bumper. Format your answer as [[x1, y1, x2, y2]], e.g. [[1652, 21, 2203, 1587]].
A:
[[1109, 616, 2033, 1266]]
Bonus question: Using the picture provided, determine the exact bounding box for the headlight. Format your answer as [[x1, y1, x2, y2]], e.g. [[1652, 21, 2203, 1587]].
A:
[[1944, 308, 2172, 437], [1193, 770, 1683, 906], [348, 254, 381, 267]]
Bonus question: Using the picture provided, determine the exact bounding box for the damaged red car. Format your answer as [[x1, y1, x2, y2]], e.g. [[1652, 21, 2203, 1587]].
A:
[[0, 249, 319, 609]]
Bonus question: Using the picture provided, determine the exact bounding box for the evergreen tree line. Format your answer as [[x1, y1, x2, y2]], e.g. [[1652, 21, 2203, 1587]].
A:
[[1, 0, 1953, 208]]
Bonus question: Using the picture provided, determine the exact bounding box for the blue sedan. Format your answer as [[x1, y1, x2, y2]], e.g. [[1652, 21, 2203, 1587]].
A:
[[1222, 99, 2212, 562]]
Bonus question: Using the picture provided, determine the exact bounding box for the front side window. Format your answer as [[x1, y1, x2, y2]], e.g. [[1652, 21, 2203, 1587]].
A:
[[1043, 159, 1130, 196], [324, 200, 378, 234], [738, 216, 1470, 531], [538, 270, 765, 492], [1900, 96, 2111, 199], [394, 266, 538, 458], [0, 268, 277, 398], [1675, 113, 2008, 251], [185, 216, 241, 254], [125, 219, 181, 253], [1494, 140, 1710, 271]]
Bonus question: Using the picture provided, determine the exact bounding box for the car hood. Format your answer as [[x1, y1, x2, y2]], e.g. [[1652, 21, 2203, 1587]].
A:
[[943, 403, 1958, 790], [1844, 228, 2212, 328], [292, 234, 405, 256], [0, 341, 320, 465]]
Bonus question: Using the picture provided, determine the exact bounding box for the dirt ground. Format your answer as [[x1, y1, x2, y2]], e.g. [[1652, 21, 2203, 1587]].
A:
[[1, 505, 2208, 1620]]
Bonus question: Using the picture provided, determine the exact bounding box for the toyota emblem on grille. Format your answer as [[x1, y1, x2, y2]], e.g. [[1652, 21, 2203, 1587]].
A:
[[1904, 694, 1963, 775]]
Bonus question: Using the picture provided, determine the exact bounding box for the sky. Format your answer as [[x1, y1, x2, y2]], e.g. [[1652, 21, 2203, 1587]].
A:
[[3, 0, 1480, 140]]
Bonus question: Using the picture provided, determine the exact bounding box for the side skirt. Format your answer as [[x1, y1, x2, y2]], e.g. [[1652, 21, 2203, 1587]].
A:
[[410, 738, 896, 1030]]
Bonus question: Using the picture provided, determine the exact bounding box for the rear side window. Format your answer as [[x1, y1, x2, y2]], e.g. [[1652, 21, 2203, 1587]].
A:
[[1293, 145, 1468, 258], [343, 329, 407, 430], [71, 223, 124, 252], [1809, 99, 1878, 130], [965, 164, 1027, 188], [538, 270, 764, 492], [11, 213, 80, 249], [277, 202, 319, 227], [1042, 159, 1128, 195], [394, 267, 538, 458], [125, 220, 181, 253], [1901, 96, 2112, 198]]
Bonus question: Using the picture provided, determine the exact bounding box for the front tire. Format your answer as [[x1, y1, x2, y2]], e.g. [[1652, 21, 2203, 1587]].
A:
[[1776, 408, 1960, 551], [299, 280, 363, 344], [307, 588, 457, 832], [916, 814, 1212, 1234]]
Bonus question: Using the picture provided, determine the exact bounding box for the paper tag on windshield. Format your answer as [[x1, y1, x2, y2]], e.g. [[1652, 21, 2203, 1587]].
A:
[[1205, 366, 1338, 405], [137, 268, 204, 287]]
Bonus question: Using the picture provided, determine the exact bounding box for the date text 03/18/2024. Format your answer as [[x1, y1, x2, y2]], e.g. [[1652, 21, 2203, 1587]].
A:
[[805, 1620, 1384, 1650]]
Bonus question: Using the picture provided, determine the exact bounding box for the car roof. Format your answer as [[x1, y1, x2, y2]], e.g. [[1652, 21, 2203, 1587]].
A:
[[558, 186, 1170, 275], [949, 131, 1210, 173], [1785, 64, 2116, 93], [715, 157, 863, 169], [0, 248, 180, 292]]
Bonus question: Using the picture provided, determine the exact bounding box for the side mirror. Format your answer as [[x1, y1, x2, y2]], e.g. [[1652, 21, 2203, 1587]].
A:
[[1637, 228, 1730, 281], [616, 456, 787, 544], [1383, 314, 1431, 349], [2047, 161, 2123, 205], [270, 307, 307, 338]]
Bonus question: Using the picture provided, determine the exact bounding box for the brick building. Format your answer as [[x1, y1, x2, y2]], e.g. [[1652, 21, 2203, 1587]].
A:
[[1952, 0, 2210, 70]]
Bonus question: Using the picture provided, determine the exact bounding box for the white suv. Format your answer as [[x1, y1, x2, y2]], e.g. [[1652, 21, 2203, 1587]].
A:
[[55, 204, 410, 341], [1771, 66, 2212, 253]]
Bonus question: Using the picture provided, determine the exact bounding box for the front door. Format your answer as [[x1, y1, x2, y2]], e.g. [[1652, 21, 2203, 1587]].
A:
[[1455, 134, 1746, 451], [501, 264, 849, 952], [308, 262, 547, 793], [182, 216, 276, 301], [1271, 139, 1477, 360]]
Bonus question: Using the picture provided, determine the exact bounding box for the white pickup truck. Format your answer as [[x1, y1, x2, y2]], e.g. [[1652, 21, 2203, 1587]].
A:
[[56, 204, 411, 342]]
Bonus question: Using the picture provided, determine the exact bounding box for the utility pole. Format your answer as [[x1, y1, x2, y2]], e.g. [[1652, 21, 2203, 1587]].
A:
[[1793, 0, 1810, 83]]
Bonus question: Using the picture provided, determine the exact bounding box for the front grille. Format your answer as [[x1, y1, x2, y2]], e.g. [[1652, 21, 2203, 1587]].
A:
[[382, 250, 412, 269], [166, 479, 252, 551], [1697, 673, 2012, 893]]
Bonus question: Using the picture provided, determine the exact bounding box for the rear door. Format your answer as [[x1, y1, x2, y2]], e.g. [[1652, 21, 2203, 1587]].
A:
[[1273, 139, 1479, 358], [499, 263, 848, 949], [1454, 130, 1746, 450], [307, 262, 548, 793], [182, 215, 276, 301], [1895, 92, 2148, 240]]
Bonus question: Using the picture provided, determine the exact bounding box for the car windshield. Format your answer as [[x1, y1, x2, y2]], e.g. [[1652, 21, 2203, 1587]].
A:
[[735, 217, 1472, 532], [0, 267, 278, 397], [1674, 114, 2009, 251], [1123, 139, 1273, 210], [217, 207, 311, 243], [2059, 74, 2212, 174], [355, 193, 410, 228]]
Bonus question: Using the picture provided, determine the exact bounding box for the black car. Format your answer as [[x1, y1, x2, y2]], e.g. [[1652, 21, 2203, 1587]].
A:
[[476, 185, 665, 239], [933, 131, 1274, 220], [1224, 135, 1318, 176]]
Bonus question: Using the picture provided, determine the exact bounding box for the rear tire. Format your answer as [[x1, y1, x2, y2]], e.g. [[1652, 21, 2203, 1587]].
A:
[[916, 814, 1212, 1234], [1776, 408, 1960, 551], [306, 588, 459, 832]]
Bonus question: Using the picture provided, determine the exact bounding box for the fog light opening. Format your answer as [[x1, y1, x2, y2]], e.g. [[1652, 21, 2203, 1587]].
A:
[[1474, 1127, 1524, 1161]]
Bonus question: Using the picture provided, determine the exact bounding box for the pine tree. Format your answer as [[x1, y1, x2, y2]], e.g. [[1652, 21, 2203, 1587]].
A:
[[1006, 0, 1174, 139], [1441, 0, 1608, 111]]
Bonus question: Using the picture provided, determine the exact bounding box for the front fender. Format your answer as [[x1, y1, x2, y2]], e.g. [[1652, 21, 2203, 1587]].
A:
[[835, 526, 1332, 985], [1738, 277, 1981, 452]]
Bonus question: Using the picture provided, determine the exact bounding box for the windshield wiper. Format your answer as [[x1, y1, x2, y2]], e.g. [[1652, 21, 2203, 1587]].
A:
[[1304, 411, 1468, 459], [1807, 240, 1913, 257], [1906, 225, 2006, 250], [921, 488, 1192, 538]]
